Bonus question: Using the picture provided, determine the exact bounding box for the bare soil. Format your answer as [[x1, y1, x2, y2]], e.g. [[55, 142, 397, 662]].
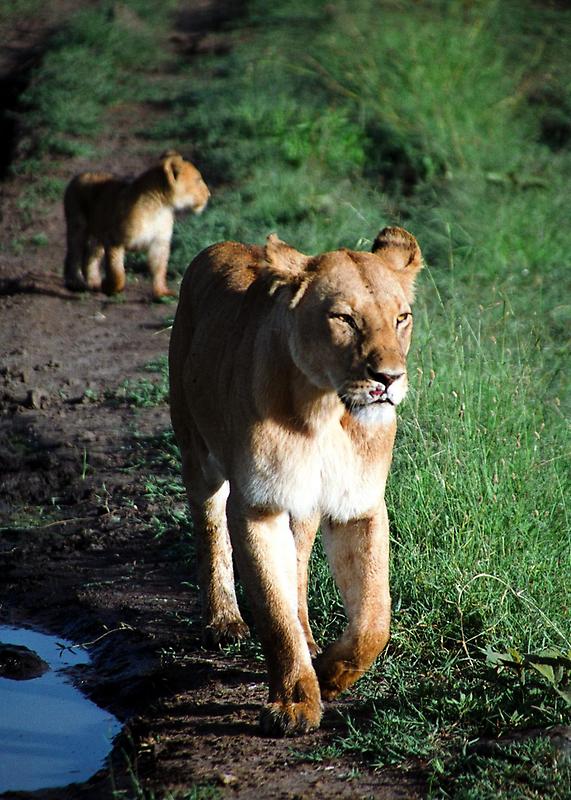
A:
[[0, 4, 424, 798]]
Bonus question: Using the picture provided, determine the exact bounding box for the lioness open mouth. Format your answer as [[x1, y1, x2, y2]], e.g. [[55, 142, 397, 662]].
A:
[[340, 395, 395, 412], [369, 387, 394, 404]]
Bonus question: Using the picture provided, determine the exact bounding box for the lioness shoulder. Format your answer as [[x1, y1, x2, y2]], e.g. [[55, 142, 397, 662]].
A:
[[63, 150, 210, 300]]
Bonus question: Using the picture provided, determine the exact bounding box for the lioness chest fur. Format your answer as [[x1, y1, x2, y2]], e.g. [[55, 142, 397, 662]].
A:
[[63, 150, 210, 300], [169, 227, 422, 736]]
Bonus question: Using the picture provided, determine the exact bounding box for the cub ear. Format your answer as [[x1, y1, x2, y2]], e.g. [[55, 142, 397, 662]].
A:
[[162, 151, 184, 183], [263, 233, 312, 308], [160, 149, 182, 161], [372, 226, 422, 299]]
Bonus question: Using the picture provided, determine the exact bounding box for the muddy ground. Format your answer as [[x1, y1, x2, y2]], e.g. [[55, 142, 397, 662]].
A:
[[0, 5, 424, 799]]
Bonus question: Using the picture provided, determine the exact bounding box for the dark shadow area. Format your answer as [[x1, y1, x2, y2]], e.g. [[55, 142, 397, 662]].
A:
[[0, 274, 81, 300], [528, 82, 571, 150], [0, 47, 41, 179], [0, 415, 88, 513], [363, 121, 446, 195], [175, 0, 248, 52]]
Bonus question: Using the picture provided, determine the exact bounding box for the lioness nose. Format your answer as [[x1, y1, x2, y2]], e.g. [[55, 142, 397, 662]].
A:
[[367, 367, 403, 387]]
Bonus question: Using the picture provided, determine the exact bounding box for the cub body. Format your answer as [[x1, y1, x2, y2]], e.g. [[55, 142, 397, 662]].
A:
[[64, 151, 209, 299], [169, 228, 422, 735]]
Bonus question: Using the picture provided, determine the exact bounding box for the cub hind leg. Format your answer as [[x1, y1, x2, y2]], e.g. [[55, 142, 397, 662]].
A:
[[101, 245, 126, 296], [83, 240, 104, 291], [64, 214, 89, 292]]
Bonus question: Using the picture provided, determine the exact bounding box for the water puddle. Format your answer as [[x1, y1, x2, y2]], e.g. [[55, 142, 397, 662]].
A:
[[0, 625, 121, 794]]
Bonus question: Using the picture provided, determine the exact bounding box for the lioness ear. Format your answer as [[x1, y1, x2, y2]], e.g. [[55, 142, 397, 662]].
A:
[[264, 233, 312, 308], [372, 226, 423, 299]]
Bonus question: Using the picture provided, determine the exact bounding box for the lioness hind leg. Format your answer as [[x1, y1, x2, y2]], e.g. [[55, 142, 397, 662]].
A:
[[315, 508, 391, 701], [101, 246, 126, 295], [191, 485, 250, 647], [227, 499, 322, 736], [179, 445, 248, 646], [291, 515, 321, 657]]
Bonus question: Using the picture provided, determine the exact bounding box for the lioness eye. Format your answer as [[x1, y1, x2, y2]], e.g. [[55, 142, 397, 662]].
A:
[[396, 312, 411, 325], [329, 312, 358, 331]]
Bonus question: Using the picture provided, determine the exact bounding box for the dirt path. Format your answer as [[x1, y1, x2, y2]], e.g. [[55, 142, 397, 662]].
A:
[[0, 5, 423, 799]]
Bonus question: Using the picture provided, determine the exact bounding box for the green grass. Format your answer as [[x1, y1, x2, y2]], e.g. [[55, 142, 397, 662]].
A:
[[16, 0, 178, 160], [444, 737, 571, 800], [109, 357, 170, 409], [9, 0, 570, 796]]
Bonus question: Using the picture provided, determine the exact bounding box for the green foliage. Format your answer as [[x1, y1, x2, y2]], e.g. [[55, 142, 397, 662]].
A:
[[20, 0, 178, 158], [485, 648, 571, 707]]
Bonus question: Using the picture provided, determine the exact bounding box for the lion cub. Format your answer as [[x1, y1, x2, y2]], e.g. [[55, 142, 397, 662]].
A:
[[63, 151, 210, 299]]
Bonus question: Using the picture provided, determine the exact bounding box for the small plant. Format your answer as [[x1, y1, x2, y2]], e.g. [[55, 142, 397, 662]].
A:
[[485, 647, 571, 707], [29, 232, 49, 247]]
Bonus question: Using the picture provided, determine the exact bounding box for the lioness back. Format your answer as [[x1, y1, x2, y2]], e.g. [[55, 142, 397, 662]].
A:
[[63, 151, 210, 299]]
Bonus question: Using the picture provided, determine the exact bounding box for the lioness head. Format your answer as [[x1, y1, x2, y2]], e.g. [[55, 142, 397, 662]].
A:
[[265, 227, 422, 424], [161, 150, 210, 214]]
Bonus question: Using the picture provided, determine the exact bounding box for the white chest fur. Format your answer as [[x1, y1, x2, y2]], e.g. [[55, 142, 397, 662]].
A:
[[128, 207, 173, 249], [238, 407, 395, 523]]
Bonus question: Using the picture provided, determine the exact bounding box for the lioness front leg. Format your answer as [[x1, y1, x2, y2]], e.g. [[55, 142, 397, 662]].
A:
[[291, 514, 320, 656], [227, 498, 322, 736], [315, 506, 391, 700]]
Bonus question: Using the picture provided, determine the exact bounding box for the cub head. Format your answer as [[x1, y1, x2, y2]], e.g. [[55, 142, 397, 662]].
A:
[[161, 150, 210, 213], [264, 227, 422, 425]]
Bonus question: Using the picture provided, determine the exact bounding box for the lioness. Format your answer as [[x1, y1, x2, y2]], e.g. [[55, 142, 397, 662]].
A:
[[63, 151, 210, 299], [169, 227, 422, 736]]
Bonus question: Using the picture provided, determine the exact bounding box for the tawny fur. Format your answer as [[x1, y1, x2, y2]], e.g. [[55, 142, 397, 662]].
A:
[[169, 227, 422, 736], [63, 151, 210, 300]]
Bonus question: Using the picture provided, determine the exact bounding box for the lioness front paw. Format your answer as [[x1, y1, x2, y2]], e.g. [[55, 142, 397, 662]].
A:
[[315, 629, 388, 700], [305, 636, 321, 658], [315, 654, 361, 701], [259, 699, 322, 737], [203, 617, 250, 648]]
